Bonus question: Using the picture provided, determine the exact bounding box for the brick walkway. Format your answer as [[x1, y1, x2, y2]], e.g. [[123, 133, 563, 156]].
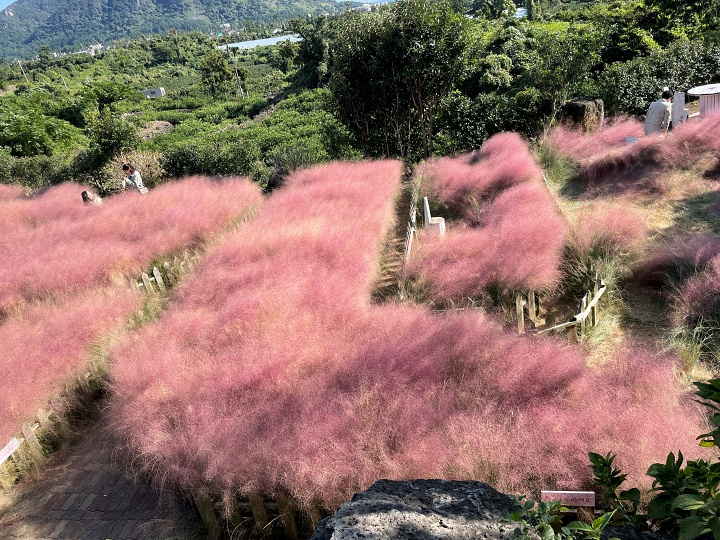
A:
[[0, 413, 204, 540]]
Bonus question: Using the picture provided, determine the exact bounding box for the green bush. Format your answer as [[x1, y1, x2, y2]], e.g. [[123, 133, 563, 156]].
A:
[[0, 148, 69, 190], [161, 138, 261, 179]]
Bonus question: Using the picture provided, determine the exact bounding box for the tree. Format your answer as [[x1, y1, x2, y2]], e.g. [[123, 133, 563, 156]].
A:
[[330, 0, 470, 159], [472, 0, 516, 19], [291, 15, 334, 88], [198, 49, 234, 97]]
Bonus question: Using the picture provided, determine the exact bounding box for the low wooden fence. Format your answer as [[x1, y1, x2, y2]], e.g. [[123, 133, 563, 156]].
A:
[[402, 176, 421, 267], [131, 253, 195, 294], [195, 491, 327, 540], [517, 270, 607, 342], [0, 409, 55, 490]]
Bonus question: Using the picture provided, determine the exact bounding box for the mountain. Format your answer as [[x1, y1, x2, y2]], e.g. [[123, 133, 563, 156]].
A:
[[0, 0, 340, 59]]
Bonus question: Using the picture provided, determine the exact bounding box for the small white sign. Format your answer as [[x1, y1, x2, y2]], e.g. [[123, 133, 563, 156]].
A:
[[541, 491, 595, 507], [0, 437, 20, 466]]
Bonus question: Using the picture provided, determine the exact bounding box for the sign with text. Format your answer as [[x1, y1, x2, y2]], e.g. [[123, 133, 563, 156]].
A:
[[541, 491, 595, 507], [0, 437, 20, 466]]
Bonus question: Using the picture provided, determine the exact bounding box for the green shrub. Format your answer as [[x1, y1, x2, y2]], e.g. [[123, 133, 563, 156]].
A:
[[161, 138, 261, 179], [0, 148, 69, 190]]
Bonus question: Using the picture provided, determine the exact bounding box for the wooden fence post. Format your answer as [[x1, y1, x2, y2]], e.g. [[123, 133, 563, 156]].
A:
[[516, 293, 525, 334], [528, 290, 537, 323], [21, 423, 43, 461], [37, 409, 51, 429], [140, 272, 154, 293], [579, 294, 588, 338], [249, 493, 271, 539], [195, 493, 221, 540], [276, 492, 299, 540], [152, 267, 166, 292]]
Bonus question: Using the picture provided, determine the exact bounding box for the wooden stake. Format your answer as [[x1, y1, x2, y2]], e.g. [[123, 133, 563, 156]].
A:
[[528, 290, 537, 322], [580, 294, 588, 338], [141, 272, 154, 293], [195, 493, 221, 540], [568, 325, 577, 343], [37, 409, 51, 429], [21, 423, 43, 461], [275, 492, 299, 540], [249, 493, 270, 538], [516, 293, 525, 334], [152, 266, 166, 292]]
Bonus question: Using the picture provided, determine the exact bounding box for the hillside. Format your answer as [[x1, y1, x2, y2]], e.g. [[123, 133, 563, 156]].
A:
[[0, 0, 340, 59]]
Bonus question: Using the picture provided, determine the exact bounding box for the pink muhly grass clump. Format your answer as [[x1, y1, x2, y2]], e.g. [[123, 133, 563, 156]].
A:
[[110, 160, 703, 509], [675, 255, 720, 327], [0, 177, 262, 311], [549, 115, 720, 187], [637, 234, 720, 291], [0, 183, 25, 201], [110, 160, 405, 493], [545, 117, 644, 163], [569, 202, 648, 256], [411, 136, 567, 301], [0, 287, 139, 443], [420, 133, 542, 222]]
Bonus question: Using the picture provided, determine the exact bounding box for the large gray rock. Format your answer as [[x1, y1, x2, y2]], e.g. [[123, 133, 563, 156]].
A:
[[310, 479, 516, 540]]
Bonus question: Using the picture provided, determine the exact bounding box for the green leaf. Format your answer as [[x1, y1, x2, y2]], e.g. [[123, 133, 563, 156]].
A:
[[593, 510, 616, 530], [708, 516, 720, 540], [648, 493, 674, 520], [538, 523, 555, 540], [679, 516, 711, 540], [673, 494, 708, 511], [565, 521, 594, 532]]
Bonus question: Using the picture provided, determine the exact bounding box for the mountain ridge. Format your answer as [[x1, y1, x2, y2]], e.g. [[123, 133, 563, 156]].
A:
[[0, 0, 339, 59]]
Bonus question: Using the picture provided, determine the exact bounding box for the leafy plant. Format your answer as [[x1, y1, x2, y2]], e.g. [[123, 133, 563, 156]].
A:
[[565, 511, 618, 540], [589, 452, 646, 529], [589, 378, 720, 540], [504, 495, 571, 540]]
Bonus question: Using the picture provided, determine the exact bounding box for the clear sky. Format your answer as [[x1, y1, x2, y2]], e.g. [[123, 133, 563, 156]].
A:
[[0, 0, 14, 10]]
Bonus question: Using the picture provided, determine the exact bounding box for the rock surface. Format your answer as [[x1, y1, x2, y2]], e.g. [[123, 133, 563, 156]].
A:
[[310, 479, 516, 540]]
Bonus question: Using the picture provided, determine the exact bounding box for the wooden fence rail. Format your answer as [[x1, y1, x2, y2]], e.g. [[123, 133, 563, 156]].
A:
[[403, 177, 421, 266], [0, 410, 54, 490], [194, 491, 326, 540], [515, 270, 606, 341], [534, 271, 606, 341]]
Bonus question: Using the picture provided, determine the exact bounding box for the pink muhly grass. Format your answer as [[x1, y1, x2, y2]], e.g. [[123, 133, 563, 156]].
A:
[[548, 115, 720, 187], [0, 183, 25, 201], [568, 202, 648, 257], [109, 160, 703, 510], [675, 255, 720, 327], [0, 177, 262, 312], [637, 234, 720, 291], [0, 287, 139, 443], [545, 117, 644, 164], [411, 136, 567, 301], [420, 133, 541, 222]]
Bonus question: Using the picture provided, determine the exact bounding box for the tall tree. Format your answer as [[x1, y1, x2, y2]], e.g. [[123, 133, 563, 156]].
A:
[[330, 0, 469, 159], [198, 49, 234, 97]]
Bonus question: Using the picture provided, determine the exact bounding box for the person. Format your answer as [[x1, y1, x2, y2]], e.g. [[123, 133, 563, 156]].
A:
[[121, 164, 149, 194], [81, 190, 102, 205], [644, 90, 673, 135]]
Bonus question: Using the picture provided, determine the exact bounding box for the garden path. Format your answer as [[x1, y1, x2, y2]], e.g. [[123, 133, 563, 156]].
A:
[[0, 409, 203, 540]]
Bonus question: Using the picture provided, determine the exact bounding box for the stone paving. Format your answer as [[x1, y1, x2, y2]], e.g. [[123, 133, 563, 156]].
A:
[[0, 413, 204, 540]]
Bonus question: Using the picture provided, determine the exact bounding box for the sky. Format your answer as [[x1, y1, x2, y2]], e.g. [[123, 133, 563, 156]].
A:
[[0, 0, 13, 10]]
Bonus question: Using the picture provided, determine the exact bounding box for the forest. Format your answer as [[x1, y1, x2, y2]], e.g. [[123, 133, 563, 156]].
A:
[[2, 0, 720, 538]]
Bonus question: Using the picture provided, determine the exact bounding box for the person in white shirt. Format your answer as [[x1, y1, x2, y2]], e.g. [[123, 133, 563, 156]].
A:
[[121, 164, 149, 194], [644, 90, 673, 135]]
